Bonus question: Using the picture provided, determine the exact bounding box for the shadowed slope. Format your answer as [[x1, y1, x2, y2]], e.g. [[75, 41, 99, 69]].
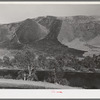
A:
[[34, 18, 85, 56], [15, 18, 48, 44]]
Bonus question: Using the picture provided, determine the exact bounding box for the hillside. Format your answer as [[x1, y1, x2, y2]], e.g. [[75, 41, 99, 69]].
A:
[[58, 16, 100, 56], [36, 16, 100, 56], [34, 18, 85, 56], [15, 18, 48, 44], [1, 15, 100, 57]]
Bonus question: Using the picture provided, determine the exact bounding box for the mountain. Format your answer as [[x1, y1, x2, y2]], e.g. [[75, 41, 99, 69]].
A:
[[15, 18, 48, 44], [57, 16, 100, 56], [58, 16, 100, 42], [35, 16, 57, 29], [0, 22, 21, 48], [0, 18, 48, 49], [35, 16, 100, 56], [2, 15, 100, 57]]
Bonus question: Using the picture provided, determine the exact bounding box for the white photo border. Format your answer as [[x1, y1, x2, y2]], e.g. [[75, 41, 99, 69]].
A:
[[0, 1, 100, 99]]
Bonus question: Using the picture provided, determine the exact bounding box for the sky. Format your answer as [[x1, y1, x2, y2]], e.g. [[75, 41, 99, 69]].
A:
[[0, 4, 100, 24]]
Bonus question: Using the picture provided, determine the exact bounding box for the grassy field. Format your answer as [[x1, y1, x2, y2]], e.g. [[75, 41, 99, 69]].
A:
[[0, 79, 81, 89]]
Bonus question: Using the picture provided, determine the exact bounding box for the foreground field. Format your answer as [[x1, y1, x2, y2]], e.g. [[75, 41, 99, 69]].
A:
[[0, 79, 81, 89]]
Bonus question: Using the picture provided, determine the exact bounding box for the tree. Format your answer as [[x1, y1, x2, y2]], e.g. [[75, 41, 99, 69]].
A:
[[3, 56, 11, 67], [14, 49, 37, 80], [0, 58, 3, 66], [38, 55, 47, 69], [46, 57, 64, 83], [10, 58, 16, 67], [55, 54, 65, 68]]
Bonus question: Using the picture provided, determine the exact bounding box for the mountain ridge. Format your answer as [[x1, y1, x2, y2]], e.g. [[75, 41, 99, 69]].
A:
[[1, 15, 100, 57]]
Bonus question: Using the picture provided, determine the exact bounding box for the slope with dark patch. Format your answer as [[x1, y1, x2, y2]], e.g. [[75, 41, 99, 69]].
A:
[[33, 18, 85, 56]]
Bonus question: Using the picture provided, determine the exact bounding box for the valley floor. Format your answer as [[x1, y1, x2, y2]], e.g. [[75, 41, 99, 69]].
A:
[[0, 79, 81, 89]]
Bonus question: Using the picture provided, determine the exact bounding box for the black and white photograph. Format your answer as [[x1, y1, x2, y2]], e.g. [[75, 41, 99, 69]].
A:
[[0, 2, 100, 90]]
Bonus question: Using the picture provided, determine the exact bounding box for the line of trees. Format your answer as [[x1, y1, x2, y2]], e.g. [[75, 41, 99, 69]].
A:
[[1, 48, 100, 85]]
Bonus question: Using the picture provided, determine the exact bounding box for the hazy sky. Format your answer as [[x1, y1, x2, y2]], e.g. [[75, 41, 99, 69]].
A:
[[0, 4, 100, 24]]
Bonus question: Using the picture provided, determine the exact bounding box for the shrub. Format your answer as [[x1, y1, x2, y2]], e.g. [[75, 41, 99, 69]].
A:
[[16, 71, 25, 80], [59, 78, 70, 86], [44, 71, 55, 83], [0, 76, 4, 78], [4, 74, 12, 79]]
